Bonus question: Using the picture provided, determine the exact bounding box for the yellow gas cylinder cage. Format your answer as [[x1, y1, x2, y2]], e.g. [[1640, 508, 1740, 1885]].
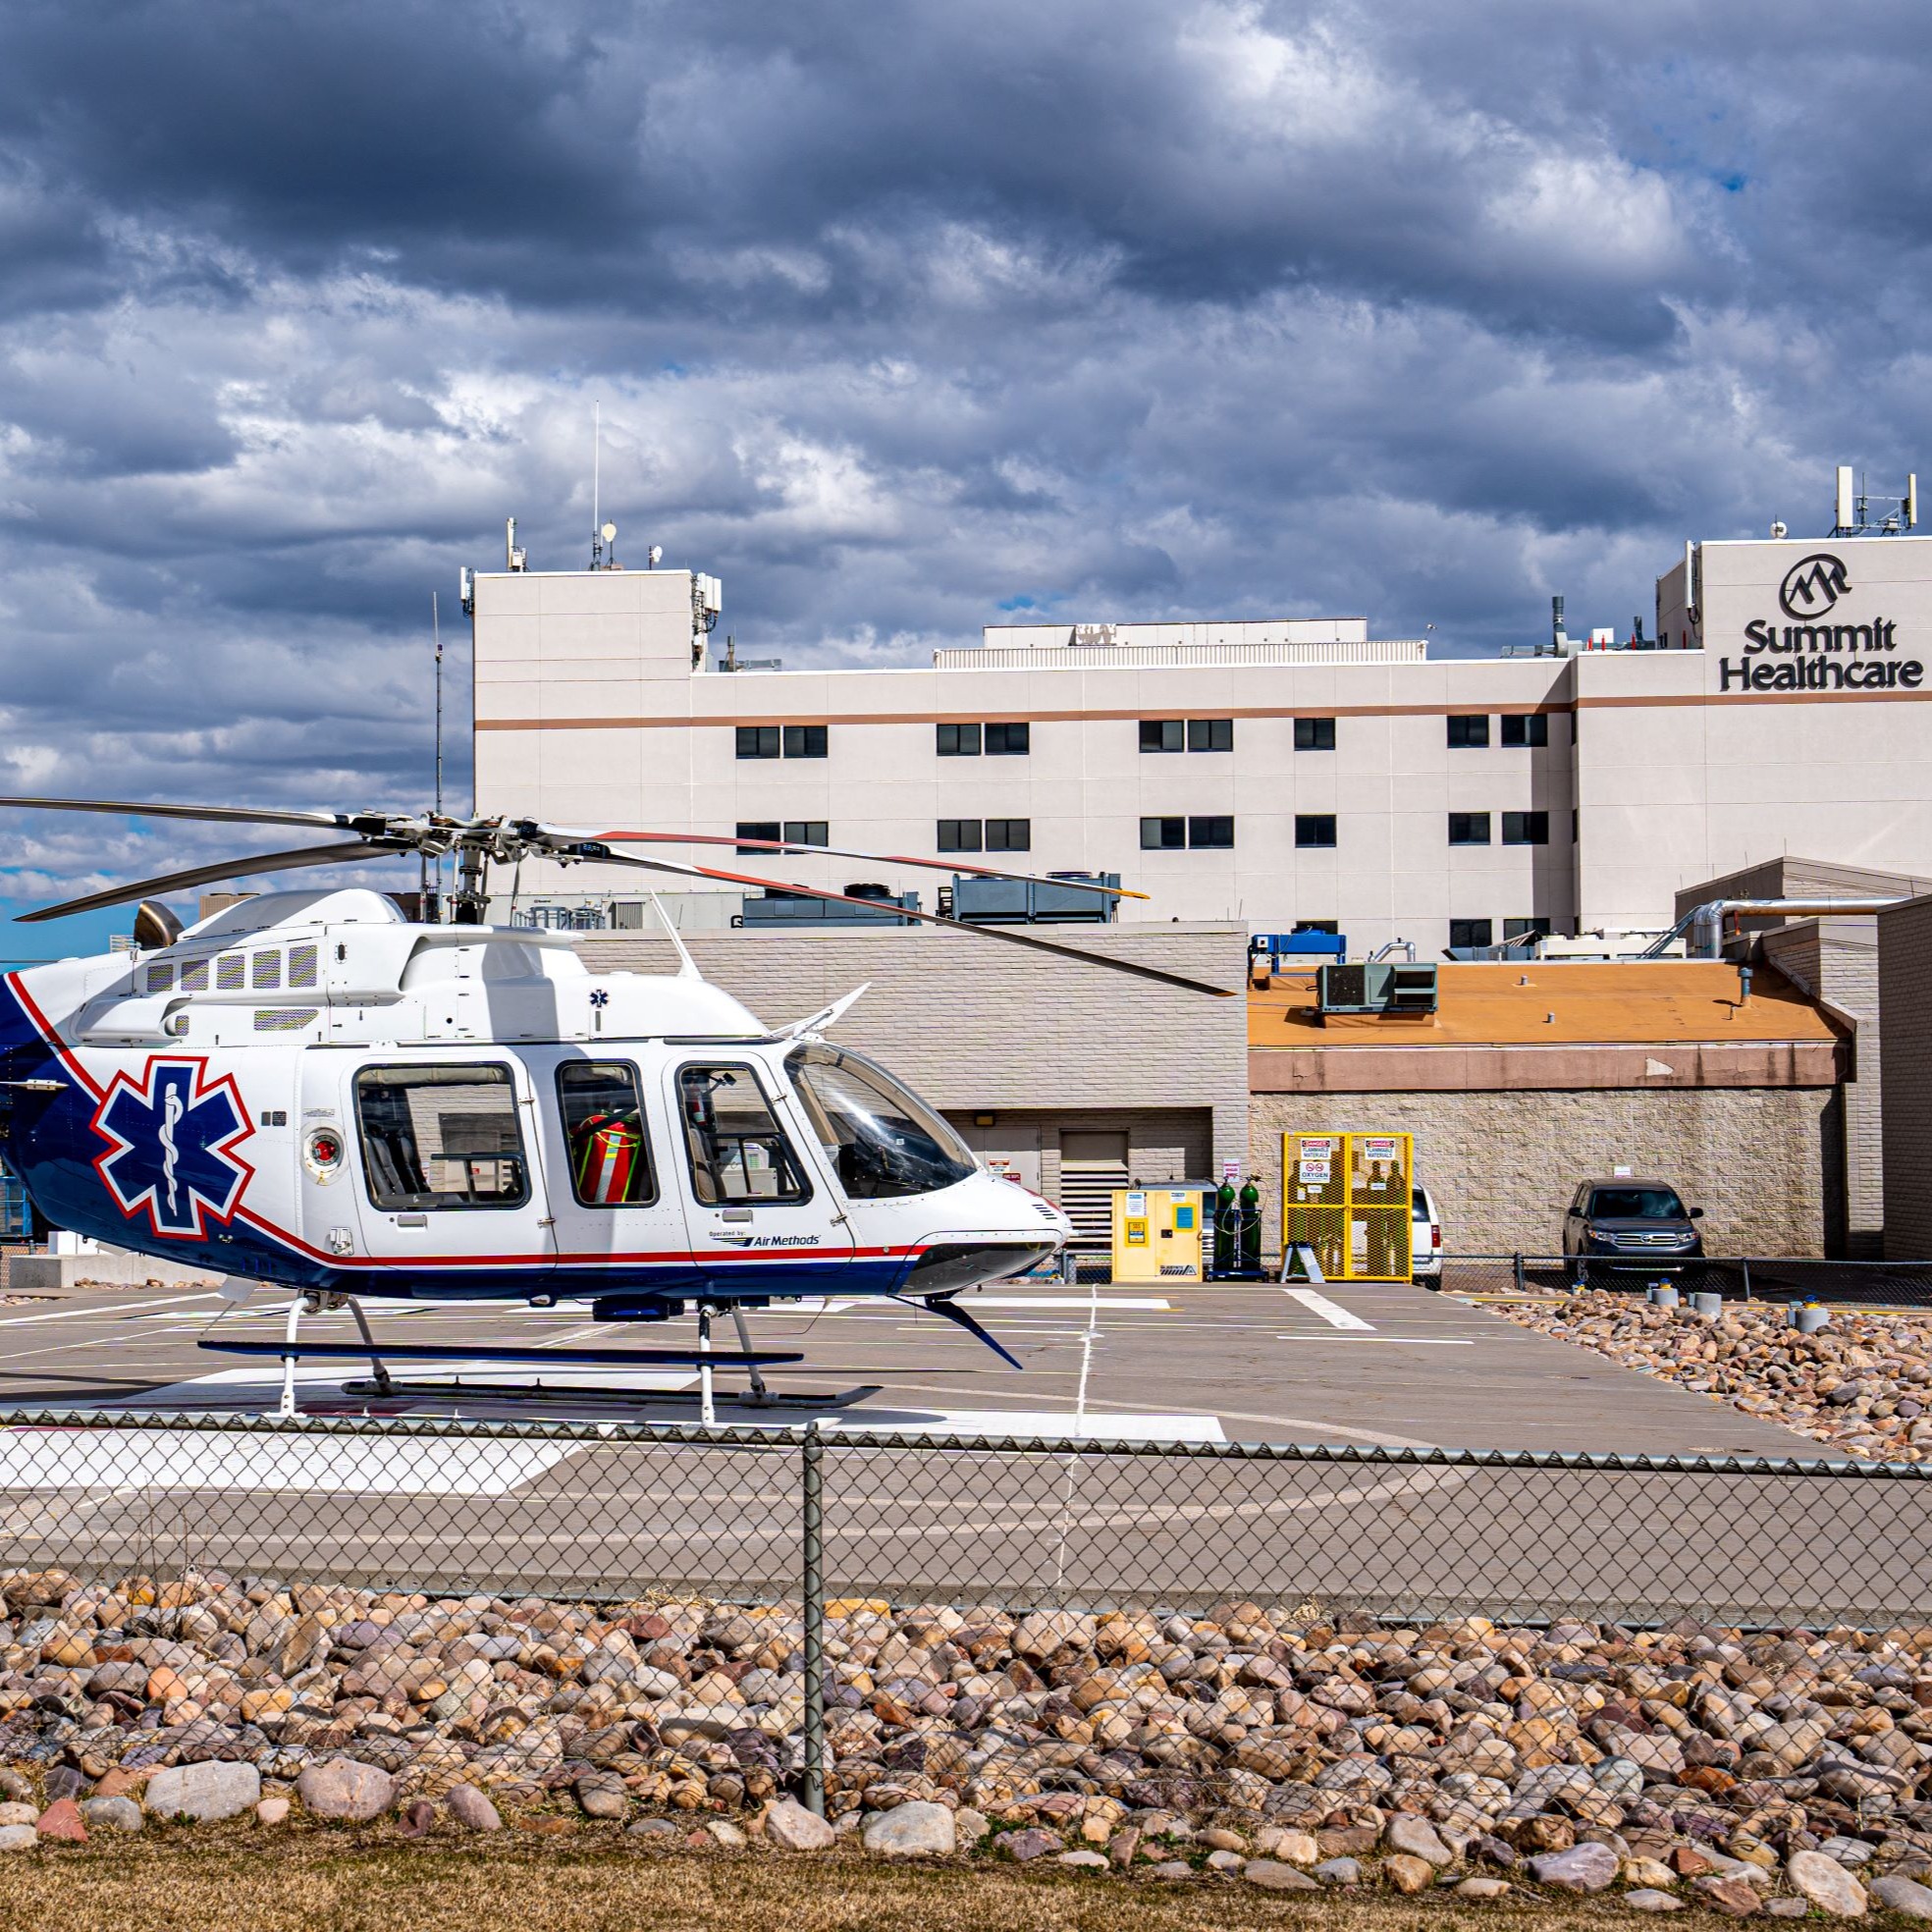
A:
[[1110, 1188, 1206, 1283], [1280, 1132, 1413, 1281]]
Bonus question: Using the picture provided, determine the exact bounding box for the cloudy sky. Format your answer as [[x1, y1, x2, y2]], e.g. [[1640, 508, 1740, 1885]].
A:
[[1, 0, 1928, 922]]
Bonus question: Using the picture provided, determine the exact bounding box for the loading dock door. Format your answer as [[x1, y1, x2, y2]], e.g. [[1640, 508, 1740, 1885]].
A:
[[1059, 1131, 1130, 1255]]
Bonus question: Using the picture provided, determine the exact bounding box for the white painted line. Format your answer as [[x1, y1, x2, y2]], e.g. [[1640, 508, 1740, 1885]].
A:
[[1281, 1286, 1374, 1330], [0, 1291, 225, 1329], [1272, 1335, 1475, 1346], [970, 1297, 1172, 1311], [0, 1424, 578, 1495], [828, 1409, 1225, 1442]]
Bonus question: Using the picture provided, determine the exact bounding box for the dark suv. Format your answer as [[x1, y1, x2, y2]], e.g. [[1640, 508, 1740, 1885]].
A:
[[1562, 1179, 1704, 1277]]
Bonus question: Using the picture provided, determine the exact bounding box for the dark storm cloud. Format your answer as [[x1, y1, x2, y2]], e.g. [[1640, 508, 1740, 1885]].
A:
[[2, 0, 1932, 895]]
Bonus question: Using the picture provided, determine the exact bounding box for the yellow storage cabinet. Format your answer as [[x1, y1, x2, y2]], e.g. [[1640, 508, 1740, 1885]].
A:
[[1280, 1131, 1413, 1281], [1110, 1188, 1206, 1282]]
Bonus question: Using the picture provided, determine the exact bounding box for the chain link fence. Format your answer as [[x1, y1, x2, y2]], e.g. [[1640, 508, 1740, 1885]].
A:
[[4, 1412, 1932, 1827]]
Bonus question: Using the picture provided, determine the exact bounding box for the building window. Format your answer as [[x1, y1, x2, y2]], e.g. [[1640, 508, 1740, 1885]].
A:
[[1573, 808, 1580, 843], [1140, 816, 1186, 849], [1502, 811, 1549, 845], [1447, 812, 1491, 846], [1295, 718, 1336, 751], [736, 820, 780, 854], [782, 724, 828, 759], [1501, 714, 1549, 748], [1188, 815, 1235, 849], [1140, 720, 1185, 753], [986, 819, 1031, 851], [937, 723, 982, 756], [1187, 719, 1233, 752], [784, 822, 829, 847], [1295, 815, 1337, 848], [1504, 918, 1552, 942], [736, 724, 780, 760], [938, 820, 983, 852], [1450, 919, 1493, 950], [985, 722, 1030, 756], [1446, 715, 1490, 748]]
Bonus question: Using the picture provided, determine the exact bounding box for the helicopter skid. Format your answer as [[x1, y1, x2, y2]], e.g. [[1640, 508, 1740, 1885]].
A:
[[338, 1376, 884, 1411]]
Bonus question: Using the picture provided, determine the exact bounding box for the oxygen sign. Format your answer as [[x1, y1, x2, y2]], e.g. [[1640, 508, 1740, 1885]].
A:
[[1718, 553, 1925, 694]]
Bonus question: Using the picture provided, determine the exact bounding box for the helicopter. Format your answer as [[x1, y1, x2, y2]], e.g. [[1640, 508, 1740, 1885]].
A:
[[0, 796, 1234, 1418]]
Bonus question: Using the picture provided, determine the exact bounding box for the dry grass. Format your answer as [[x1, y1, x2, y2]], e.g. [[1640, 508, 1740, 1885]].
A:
[[0, 1829, 1821, 1932]]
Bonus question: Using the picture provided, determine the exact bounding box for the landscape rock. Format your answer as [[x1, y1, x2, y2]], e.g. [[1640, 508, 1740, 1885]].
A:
[[1626, 1889, 1687, 1912], [80, 1797, 143, 1834], [1243, 1859, 1320, 1892], [1384, 1853, 1435, 1895], [995, 1828, 1063, 1863], [297, 1759, 397, 1824], [1386, 1813, 1453, 1867], [257, 1799, 291, 1826], [1315, 1857, 1363, 1885], [1455, 1878, 1510, 1900], [862, 1800, 956, 1858], [1694, 1875, 1765, 1916], [1787, 1850, 1868, 1918], [446, 1786, 502, 1833], [1873, 1877, 1932, 1919], [144, 1761, 260, 1824], [33, 1798, 85, 1843], [763, 1798, 834, 1852], [1057, 1850, 1108, 1868], [1529, 1842, 1620, 1893], [0, 1825, 35, 1852]]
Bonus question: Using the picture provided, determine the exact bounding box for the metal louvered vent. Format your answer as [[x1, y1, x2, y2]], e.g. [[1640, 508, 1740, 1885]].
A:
[[180, 959, 210, 992], [215, 955, 244, 991], [143, 962, 174, 993], [251, 951, 282, 991], [254, 1007, 318, 1032], [288, 943, 319, 990]]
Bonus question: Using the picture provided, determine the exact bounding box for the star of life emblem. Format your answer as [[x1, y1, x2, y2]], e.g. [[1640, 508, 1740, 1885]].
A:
[[91, 1056, 254, 1241]]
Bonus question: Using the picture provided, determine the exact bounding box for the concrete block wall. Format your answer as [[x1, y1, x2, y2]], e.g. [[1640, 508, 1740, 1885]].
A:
[[575, 922, 1251, 1177], [1879, 897, 1932, 1259], [1249, 1087, 1837, 1260]]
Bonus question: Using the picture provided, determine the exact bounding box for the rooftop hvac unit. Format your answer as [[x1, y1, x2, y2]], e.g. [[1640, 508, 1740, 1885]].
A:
[[1317, 961, 1438, 1018]]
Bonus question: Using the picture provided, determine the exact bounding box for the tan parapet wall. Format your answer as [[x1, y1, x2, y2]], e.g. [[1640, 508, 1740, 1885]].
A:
[[1248, 1087, 1837, 1261]]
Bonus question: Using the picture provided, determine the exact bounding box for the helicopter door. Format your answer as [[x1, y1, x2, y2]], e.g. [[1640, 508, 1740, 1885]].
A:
[[330, 1054, 558, 1283], [668, 1058, 853, 1296], [532, 1049, 700, 1296]]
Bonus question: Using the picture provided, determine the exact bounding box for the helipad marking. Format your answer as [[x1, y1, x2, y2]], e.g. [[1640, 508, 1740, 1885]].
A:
[[828, 1409, 1224, 1442], [969, 1297, 1172, 1311], [1280, 1286, 1374, 1330], [0, 1424, 577, 1495]]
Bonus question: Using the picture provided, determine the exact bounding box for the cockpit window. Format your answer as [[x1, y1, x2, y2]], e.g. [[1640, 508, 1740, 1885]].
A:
[[786, 1043, 977, 1200], [677, 1064, 812, 1206]]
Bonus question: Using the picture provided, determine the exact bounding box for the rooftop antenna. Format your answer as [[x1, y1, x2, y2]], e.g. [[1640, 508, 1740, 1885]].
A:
[[424, 590, 445, 922]]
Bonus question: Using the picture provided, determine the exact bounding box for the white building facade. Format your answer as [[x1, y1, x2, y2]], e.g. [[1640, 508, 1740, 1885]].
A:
[[468, 532, 1932, 955]]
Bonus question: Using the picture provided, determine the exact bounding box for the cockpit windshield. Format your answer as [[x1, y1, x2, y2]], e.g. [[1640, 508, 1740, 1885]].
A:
[[785, 1042, 978, 1199]]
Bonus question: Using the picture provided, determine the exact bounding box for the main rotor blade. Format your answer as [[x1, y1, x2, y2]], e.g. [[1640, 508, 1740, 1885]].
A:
[[0, 793, 356, 832], [591, 829, 1149, 901], [575, 847, 1237, 997], [17, 839, 409, 924]]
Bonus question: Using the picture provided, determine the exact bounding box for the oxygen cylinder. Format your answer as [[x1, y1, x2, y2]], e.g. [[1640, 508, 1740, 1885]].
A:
[[1238, 1178, 1262, 1276], [1213, 1180, 1236, 1276]]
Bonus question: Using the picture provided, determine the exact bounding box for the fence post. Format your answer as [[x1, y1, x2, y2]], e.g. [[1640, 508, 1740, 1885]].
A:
[[1513, 1253, 1525, 1297], [801, 1422, 828, 1817], [1740, 1258, 1753, 1304]]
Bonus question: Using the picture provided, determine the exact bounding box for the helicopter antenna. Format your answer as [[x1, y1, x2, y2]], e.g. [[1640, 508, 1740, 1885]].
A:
[[646, 890, 702, 980]]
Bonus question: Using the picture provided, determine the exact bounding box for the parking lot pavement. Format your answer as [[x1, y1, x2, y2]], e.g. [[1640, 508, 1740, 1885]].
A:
[[0, 1272, 1833, 1456]]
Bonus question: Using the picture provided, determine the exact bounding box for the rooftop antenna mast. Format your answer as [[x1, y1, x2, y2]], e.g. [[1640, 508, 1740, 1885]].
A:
[[425, 590, 445, 922], [588, 401, 617, 568]]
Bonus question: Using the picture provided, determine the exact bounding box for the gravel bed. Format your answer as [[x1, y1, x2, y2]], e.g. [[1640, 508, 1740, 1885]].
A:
[[3, 1567, 1932, 1914], [1484, 1292, 1932, 1464]]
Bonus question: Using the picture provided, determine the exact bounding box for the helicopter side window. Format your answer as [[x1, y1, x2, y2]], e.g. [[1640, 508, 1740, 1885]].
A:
[[558, 1062, 657, 1208], [677, 1065, 810, 1207], [353, 1063, 530, 1211], [786, 1042, 977, 1199]]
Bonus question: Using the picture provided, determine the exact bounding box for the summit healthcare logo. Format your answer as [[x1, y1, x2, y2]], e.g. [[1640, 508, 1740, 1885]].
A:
[[1778, 554, 1852, 620], [90, 1056, 254, 1240]]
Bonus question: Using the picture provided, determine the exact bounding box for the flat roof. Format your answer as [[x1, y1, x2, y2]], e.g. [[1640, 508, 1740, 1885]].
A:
[[1248, 960, 1843, 1049]]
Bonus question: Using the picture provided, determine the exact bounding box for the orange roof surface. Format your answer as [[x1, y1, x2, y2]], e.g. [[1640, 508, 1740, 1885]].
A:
[[1248, 960, 1845, 1049]]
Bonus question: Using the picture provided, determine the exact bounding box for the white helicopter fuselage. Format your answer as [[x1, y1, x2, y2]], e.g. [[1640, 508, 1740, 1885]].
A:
[[0, 888, 1068, 1313]]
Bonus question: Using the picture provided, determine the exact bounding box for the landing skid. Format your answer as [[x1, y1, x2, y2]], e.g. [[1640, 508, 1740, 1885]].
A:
[[339, 1377, 884, 1411]]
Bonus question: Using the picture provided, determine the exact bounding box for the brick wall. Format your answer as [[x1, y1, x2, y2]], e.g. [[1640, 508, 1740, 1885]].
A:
[[1250, 1087, 1837, 1259], [1879, 898, 1932, 1259], [576, 923, 1251, 1176]]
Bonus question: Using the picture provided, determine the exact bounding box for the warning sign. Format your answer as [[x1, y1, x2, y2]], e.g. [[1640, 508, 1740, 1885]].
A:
[[1360, 1136, 1400, 1163], [1298, 1155, 1331, 1184]]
